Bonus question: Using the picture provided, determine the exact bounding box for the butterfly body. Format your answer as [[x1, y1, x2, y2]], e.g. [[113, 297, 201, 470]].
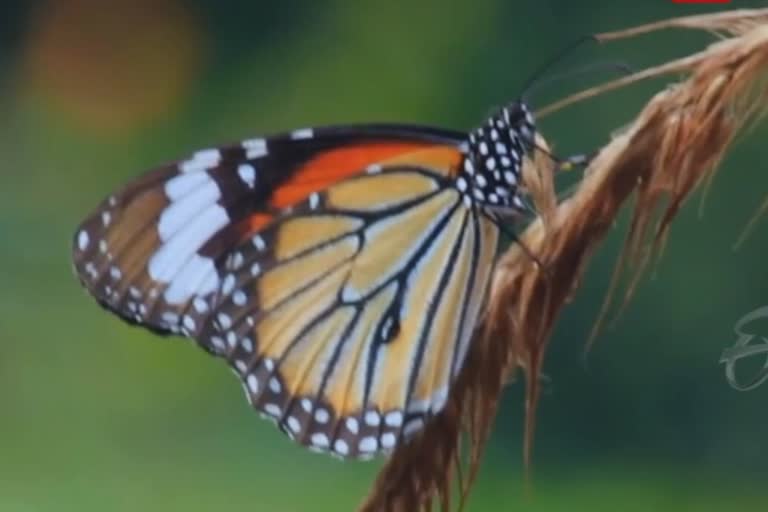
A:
[[72, 101, 537, 459], [460, 103, 535, 211]]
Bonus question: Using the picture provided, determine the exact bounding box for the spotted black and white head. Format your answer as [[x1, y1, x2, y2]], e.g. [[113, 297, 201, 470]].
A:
[[456, 101, 537, 213]]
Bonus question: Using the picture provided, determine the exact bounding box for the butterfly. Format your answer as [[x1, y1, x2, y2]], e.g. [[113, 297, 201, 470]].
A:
[[72, 101, 541, 459]]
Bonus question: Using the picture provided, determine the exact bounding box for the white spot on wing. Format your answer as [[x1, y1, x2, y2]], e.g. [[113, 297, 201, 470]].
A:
[[359, 437, 377, 453], [290, 128, 314, 140], [384, 411, 403, 427], [381, 432, 396, 449], [162, 254, 220, 305], [217, 312, 232, 330], [84, 262, 97, 279], [287, 416, 301, 434], [264, 403, 281, 417], [165, 171, 210, 200], [193, 297, 208, 313], [314, 408, 329, 424], [333, 439, 349, 456], [364, 411, 380, 427], [180, 149, 221, 173], [247, 374, 259, 393], [149, 202, 228, 294], [233, 290, 247, 306], [311, 432, 329, 448], [238, 163, 256, 188], [404, 417, 424, 438], [161, 312, 179, 325], [222, 274, 236, 295], [211, 336, 226, 352], [228, 252, 244, 270], [157, 179, 221, 241], [252, 235, 266, 251], [242, 138, 267, 159]]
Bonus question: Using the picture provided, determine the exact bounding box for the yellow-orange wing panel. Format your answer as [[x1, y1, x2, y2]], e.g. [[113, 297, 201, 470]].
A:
[[187, 164, 498, 459]]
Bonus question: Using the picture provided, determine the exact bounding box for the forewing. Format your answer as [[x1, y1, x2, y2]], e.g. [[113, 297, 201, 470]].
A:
[[72, 125, 464, 337]]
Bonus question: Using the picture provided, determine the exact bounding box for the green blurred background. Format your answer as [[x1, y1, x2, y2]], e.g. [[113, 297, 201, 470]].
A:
[[1, 1, 767, 511]]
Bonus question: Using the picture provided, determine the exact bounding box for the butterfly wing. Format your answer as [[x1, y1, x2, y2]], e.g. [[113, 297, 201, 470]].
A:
[[72, 124, 465, 335], [72, 125, 499, 458], [198, 167, 499, 458]]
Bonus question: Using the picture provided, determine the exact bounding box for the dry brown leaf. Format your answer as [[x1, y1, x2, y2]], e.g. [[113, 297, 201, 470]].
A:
[[360, 8, 768, 512]]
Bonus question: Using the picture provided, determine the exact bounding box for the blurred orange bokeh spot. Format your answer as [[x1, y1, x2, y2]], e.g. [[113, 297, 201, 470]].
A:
[[22, 0, 204, 135]]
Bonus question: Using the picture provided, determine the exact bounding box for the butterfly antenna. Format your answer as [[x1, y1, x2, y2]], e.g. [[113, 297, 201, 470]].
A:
[[520, 34, 598, 101], [524, 60, 635, 101]]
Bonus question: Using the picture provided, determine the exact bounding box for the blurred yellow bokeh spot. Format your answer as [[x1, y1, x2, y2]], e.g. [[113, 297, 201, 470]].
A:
[[22, 0, 204, 134]]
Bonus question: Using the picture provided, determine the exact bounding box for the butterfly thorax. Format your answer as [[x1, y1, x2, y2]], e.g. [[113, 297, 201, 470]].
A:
[[455, 101, 536, 212]]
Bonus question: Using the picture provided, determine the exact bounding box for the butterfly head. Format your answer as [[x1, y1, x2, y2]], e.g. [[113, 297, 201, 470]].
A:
[[502, 101, 537, 150], [459, 100, 537, 212]]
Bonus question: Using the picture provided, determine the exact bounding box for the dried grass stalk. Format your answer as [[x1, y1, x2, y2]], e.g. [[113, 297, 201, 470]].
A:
[[360, 8, 768, 512]]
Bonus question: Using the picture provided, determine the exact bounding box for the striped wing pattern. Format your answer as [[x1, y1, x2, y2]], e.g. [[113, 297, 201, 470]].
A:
[[72, 126, 499, 459], [72, 126, 464, 335]]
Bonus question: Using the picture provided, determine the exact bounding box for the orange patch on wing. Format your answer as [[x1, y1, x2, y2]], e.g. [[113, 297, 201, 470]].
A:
[[244, 213, 273, 232], [269, 142, 457, 209], [380, 146, 463, 176]]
